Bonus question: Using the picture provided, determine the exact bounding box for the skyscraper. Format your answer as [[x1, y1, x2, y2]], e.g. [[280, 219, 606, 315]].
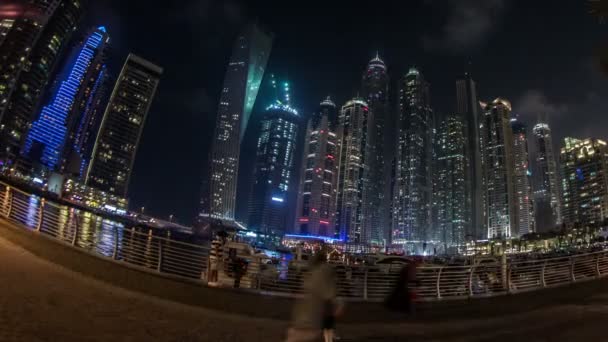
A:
[[435, 115, 467, 249], [533, 118, 562, 230], [335, 98, 369, 243], [456, 73, 483, 239], [23, 26, 110, 173], [247, 76, 299, 245], [393, 67, 434, 245], [201, 23, 273, 222], [361, 53, 389, 245], [480, 98, 517, 239], [85, 54, 162, 197], [511, 118, 535, 236], [0, 0, 86, 167], [294, 97, 338, 238], [560, 137, 608, 228]]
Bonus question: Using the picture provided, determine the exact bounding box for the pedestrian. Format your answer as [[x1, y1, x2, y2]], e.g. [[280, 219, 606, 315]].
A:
[[233, 257, 248, 288], [386, 260, 419, 314]]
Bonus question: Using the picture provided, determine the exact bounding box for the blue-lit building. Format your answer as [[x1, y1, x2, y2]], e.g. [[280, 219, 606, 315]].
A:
[[247, 75, 300, 246], [23, 26, 110, 174]]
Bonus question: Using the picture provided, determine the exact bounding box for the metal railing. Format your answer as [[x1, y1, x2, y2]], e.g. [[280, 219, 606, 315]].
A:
[[1, 181, 607, 302]]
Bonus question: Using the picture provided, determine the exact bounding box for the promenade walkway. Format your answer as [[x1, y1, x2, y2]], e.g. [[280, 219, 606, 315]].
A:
[[1, 221, 608, 341]]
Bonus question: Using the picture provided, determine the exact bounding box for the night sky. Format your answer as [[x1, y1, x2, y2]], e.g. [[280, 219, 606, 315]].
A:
[[85, 0, 606, 225]]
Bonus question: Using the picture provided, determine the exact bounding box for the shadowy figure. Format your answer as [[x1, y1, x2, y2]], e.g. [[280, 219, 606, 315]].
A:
[[386, 260, 419, 314]]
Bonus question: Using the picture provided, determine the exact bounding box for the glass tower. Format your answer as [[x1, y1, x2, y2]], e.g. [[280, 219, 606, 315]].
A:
[[23, 26, 109, 173], [85, 54, 162, 197], [533, 118, 562, 230], [0, 0, 86, 167], [247, 76, 299, 246], [361, 53, 389, 245], [511, 118, 535, 236], [393, 67, 434, 245], [480, 98, 517, 239], [201, 23, 273, 222]]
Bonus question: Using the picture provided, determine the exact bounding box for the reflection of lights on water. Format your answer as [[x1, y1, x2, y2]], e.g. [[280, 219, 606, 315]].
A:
[[25, 196, 40, 229]]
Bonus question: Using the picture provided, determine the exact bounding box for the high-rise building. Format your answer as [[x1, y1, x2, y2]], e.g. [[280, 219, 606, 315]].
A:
[[560, 137, 608, 228], [201, 23, 273, 222], [361, 52, 389, 245], [85, 54, 162, 197], [23, 26, 110, 174], [335, 98, 369, 243], [511, 118, 535, 236], [393, 67, 434, 245], [456, 73, 483, 239], [533, 118, 562, 230], [435, 115, 467, 249], [0, 0, 86, 167], [294, 97, 338, 238], [480, 98, 517, 239], [247, 76, 299, 245]]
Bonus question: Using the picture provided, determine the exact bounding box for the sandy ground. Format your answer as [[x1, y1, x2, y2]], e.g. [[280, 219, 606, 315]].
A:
[[2, 233, 608, 341]]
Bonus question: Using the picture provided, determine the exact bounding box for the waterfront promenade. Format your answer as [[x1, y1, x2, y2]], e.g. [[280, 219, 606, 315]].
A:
[[1, 220, 608, 341]]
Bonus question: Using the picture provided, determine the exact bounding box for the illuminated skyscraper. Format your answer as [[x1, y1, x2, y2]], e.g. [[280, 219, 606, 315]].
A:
[[361, 53, 389, 245], [393, 67, 434, 245], [511, 118, 535, 236], [456, 73, 483, 239], [0, 0, 86, 167], [435, 115, 467, 249], [247, 76, 299, 245], [480, 98, 517, 239], [336, 98, 369, 243], [533, 118, 562, 229], [294, 97, 339, 238], [560, 138, 608, 228], [86, 54, 162, 197], [201, 23, 273, 222], [23, 26, 109, 174]]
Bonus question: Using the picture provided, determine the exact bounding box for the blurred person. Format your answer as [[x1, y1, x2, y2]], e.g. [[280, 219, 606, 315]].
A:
[[386, 259, 420, 314], [286, 247, 340, 342]]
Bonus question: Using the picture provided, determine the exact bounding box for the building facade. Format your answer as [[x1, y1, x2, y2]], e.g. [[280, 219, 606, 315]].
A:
[[294, 97, 338, 238], [335, 98, 369, 243], [0, 0, 86, 167], [361, 53, 389, 245], [85, 54, 162, 197], [393, 67, 434, 245], [480, 98, 517, 239], [511, 118, 535, 236], [435, 115, 467, 249], [201, 23, 273, 222], [23, 26, 109, 174], [533, 119, 562, 230], [560, 138, 608, 228], [456, 73, 483, 240], [247, 78, 299, 245]]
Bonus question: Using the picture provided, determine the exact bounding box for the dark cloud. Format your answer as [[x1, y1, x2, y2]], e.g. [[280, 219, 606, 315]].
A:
[[514, 90, 569, 121], [423, 0, 508, 53]]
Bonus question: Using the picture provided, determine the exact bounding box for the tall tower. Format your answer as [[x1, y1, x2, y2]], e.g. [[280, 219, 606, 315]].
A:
[[393, 67, 434, 246], [294, 97, 338, 238], [435, 115, 467, 250], [560, 138, 608, 228], [533, 118, 562, 230], [201, 23, 273, 222], [247, 76, 299, 246], [456, 73, 483, 239], [361, 52, 389, 245], [511, 118, 535, 236], [480, 98, 517, 239], [86, 54, 162, 197], [23, 26, 110, 174], [335, 98, 370, 243], [0, 0, 86, 167]]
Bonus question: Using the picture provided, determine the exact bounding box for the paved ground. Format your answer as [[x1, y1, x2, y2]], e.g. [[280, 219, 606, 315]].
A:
[[2, 224, 608, 341]]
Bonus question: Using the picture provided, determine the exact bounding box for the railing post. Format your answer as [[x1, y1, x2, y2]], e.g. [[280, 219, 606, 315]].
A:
[[436, 267, 443, 299], [506, 265, 512, 293], [363, 268, 368, 300], [541, 261, 547, 287], [157, 239, 163, 272], [71, 213, 79, 246], [596, 254, 602, 277], [112, 226, 119, 260], [570, 257, 575, 282], [36, 198, 45, 232], [6, 187, 12, 218], [468, 266, 475, 297]]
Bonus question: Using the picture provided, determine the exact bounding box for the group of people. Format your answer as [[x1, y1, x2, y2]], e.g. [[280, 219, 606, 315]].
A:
[[286, 247, 419, 342]]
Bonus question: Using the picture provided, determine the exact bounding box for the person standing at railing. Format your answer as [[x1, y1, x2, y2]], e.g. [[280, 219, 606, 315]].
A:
[[386, 259, 419, 314]]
